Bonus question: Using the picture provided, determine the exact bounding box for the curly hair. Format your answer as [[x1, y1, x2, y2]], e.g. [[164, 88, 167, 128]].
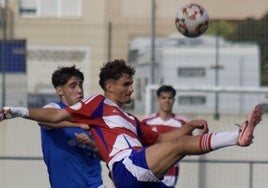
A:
[[99, 59, 136, 90], [52, 65, 84, 88]]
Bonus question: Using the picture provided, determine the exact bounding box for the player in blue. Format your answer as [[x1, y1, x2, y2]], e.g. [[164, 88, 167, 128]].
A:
[[38, 66, 104, 188]]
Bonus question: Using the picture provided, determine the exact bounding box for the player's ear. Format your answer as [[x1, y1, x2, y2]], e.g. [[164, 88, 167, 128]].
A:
[[56, 87, 64, 96], [105, 80, 114, 93]]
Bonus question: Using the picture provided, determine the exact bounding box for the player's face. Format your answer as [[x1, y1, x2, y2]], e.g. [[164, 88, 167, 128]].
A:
[[106, 73, 134, 106], [56, 76, 84, 106], [157, 92, 175, 113]]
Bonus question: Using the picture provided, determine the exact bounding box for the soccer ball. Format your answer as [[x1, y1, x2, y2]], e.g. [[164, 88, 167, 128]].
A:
[[175, 4, 209, 38]]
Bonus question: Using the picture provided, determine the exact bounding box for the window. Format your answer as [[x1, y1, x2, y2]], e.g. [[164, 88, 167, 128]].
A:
[[178, 95, 206, 105], [128, 49, 139, 63], [0, 40, 26, 73], [19, 0, 81, 18], [28, 93, 58, 108], [177, 67, 206, 77]]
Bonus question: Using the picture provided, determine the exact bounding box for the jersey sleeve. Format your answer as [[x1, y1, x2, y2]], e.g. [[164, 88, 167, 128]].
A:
[[65, 94, 105, 123], [136, 118, 159, 146], [174, 114, 189, 124], [175, 115, 192, 135], [43, 102, 60, 109]]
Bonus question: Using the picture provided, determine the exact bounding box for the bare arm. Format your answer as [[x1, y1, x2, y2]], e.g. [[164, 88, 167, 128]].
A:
[[0, 107, 71, 124], [156, 119, 209, 143], [38, 121, 89, 129], [28, 108, 71, 123]]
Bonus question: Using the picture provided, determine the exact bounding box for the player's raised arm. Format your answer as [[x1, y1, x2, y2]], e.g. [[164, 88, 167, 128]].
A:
[[0, 107, 71, 124]]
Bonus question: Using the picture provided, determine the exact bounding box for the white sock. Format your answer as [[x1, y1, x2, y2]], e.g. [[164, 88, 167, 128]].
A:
[[210, 130, 239, 150]]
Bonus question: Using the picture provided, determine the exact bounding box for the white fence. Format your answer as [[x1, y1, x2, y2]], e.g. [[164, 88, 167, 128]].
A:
[[144, 85, 268, 115]]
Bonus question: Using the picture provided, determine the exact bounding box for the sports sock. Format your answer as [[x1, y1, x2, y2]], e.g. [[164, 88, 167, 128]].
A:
[[199, 130, 239, 152]]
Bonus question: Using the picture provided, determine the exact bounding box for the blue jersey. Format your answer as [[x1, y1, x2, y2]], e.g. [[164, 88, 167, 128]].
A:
[[40, 101, 103, 188]]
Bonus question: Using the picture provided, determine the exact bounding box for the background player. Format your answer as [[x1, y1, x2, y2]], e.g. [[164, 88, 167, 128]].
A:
[[142, 85, 189, 188]]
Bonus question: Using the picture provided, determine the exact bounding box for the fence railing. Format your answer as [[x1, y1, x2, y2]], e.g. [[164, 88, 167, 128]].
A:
[[183, 159, 268, 188], [1, 156, 267, 188]]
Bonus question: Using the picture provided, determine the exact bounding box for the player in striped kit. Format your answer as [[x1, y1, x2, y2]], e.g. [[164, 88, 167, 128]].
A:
[[0, 59, 263, 188], [142, 85, 189, 188]]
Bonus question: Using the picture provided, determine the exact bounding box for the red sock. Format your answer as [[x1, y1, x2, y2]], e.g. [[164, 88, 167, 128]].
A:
[[199, 133, 213, 152]]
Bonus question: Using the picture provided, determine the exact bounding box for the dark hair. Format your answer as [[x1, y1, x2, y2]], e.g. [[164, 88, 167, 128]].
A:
[[99, 59, 135, 90], [156, 85, 176, 97], [51, 65, 84, 88]]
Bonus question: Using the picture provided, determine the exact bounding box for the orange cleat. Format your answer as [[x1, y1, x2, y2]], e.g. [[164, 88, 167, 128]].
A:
[[237, 105, 263, 146]]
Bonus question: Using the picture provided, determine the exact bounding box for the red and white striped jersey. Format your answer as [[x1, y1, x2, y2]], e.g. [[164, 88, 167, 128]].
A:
[[65, 94, 159, 170], [142, 113, 188, 133]]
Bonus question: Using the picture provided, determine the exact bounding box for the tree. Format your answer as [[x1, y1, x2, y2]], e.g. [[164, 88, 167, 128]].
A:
[[227, 13, 268, 85]]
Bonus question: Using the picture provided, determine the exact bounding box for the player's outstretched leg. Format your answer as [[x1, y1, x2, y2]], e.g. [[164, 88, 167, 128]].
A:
[[238, 105, 263, 146]]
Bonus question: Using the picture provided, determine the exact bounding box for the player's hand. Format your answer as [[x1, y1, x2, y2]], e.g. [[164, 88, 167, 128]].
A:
[[0, 107, 11, 121], [188, 119, 209, 134], [0, 109, 4, 121], [75, 133, 96, 149], [0, 107, 29, 121], [75, 132, 103, 160]]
